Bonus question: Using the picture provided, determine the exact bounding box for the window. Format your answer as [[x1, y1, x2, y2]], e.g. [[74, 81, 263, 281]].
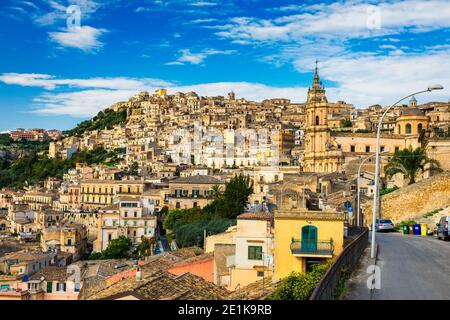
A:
[[398, 125, 401, 134], [405, 123, 412, 134], [365, 146, 370, 153], [315, 116, 320, 126], [56, 282, 66, 292], [74, 283, 80, 292], [248, 246, 263, 260], [47, 282, 53, 293], [350, 145, 355, 152], [395, 146, 399, 152], [133, 221, 137, 227], [176, 202, 180, 209], [418, 123, 423, 133], [67, 238, 72, 246], [134, 211, 137, 218], [108, 234, 112, 241], [380, 146, 385, 152], [257, 271, 264, 277]]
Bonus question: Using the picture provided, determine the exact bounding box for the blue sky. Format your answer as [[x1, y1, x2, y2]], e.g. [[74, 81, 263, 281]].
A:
[[0, 0, 449, 130]]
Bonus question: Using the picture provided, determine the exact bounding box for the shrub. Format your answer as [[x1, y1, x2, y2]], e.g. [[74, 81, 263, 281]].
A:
[[268, 262, 331, 300], [380, 186, 399, 196]]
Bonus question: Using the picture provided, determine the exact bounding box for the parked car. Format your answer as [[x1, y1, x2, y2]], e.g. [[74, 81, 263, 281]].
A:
[[374, 219, 395, 232], [436, 216, 450, 240]]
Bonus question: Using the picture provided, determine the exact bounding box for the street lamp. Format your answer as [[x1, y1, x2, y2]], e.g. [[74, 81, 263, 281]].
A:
[[370, 84, 444, 258], [356, 151, 389, 227]]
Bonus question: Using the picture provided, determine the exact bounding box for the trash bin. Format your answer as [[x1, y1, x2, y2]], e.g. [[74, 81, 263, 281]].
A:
[[409, 225, 414, 234], [413, 224, 421, 235], [420, 224, 428, 236], [402, 225, 409, 235]]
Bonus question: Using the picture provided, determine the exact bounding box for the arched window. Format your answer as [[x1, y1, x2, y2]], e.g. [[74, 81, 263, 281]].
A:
[[405, 123, 412, 134], [418, 123, 423, 133], [398, 125, 401, 134], [315, 115, 320, 126]]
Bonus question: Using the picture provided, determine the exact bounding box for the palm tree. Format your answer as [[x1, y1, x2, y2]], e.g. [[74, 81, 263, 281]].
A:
[[209, 184, 223, 200], [384, 146, 442, 185]]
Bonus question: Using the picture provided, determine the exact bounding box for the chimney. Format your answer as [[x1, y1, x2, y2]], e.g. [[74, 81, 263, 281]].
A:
[[136, 266, 142, 281]]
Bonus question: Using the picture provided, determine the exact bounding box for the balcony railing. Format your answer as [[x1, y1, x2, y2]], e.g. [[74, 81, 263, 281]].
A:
[[290, 239, 334, 257]]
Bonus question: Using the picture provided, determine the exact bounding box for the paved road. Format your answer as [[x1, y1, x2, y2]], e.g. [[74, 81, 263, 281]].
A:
[[345, 232, 450, 300], [373, 232, 450, 299]]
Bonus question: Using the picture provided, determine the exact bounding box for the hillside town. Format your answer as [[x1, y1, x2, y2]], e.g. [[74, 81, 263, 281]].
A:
[[0, 66, 449, 300]]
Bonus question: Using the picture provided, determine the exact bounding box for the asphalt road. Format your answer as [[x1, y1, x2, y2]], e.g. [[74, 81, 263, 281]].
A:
[[372, 232, 450, 299]]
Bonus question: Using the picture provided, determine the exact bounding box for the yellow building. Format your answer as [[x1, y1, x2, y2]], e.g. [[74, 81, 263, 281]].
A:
[[80, 179, 144, 210], [394, 107, 429, 136], [274, 209, 344, 281], [168, 175, 226, 210]]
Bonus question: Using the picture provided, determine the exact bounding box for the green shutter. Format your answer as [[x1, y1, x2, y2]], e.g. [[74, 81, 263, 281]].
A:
[[47, 282, 52, 293]]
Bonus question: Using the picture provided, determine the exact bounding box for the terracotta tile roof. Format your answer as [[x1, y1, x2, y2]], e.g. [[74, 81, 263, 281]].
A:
[[168, 252, 214, 268], [238, 212, 274, 221], [170, 175, 225, 185], [167, 246, 204, 259], [29, 266, 75, 281], [1, 251, 52, 262], [94, 271, 230, 300], [229, 277, 278, 300]]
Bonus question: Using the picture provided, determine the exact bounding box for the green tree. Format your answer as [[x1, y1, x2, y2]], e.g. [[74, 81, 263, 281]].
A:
[[209, 184, 223, 200], [384, 146, 442, 185], [342, 119, 353, 127], [218, 174, 253, 218], [133, 236, 156, 258], [89, 236, 132, 260]]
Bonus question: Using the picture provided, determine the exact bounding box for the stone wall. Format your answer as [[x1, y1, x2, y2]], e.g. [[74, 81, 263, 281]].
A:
[[63, 212, 98, 241], [362, 171, 450, 224]]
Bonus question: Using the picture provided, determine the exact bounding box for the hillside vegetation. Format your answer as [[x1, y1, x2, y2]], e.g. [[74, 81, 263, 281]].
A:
[[66, 108, 127, 137], [0, 147, 125, 189]]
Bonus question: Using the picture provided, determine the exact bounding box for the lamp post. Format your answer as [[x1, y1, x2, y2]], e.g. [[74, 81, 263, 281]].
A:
[[356, 151, 389, 227], [370, 84, 444, 259]]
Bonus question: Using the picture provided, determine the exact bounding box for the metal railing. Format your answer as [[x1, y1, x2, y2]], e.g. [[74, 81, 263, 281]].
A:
[[290, 239, 334, 256], [310, 227, 369, 300]]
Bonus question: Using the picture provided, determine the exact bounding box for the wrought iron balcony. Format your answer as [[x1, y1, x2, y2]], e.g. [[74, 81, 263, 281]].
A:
[[290, 239, 334, 257]]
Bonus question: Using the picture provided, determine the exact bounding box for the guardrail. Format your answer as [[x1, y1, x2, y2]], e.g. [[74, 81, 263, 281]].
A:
[[309, 227, 369, 300]]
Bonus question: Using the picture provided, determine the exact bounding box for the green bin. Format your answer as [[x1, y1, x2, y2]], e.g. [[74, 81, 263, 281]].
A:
[[402, 225, 409, 235]]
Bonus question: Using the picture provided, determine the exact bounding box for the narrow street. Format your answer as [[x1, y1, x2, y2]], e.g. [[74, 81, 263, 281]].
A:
[[344, 232, 450, 300]]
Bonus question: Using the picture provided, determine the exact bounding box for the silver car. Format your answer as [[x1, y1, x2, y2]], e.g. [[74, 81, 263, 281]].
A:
[[375, 219, 395, 232]]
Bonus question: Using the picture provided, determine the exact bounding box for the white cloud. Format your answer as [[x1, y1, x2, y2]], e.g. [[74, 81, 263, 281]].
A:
[[166, 48, 237, 65], [49, 26, 106, 52], [32, 89, 140, 116], [0, 73, 172, 91], [189, 1, 217, 7], [1, 67, 448, 118], [307, 51, 450, 108], [214, 0, 450, 43], [191, 18, 218, 24]]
